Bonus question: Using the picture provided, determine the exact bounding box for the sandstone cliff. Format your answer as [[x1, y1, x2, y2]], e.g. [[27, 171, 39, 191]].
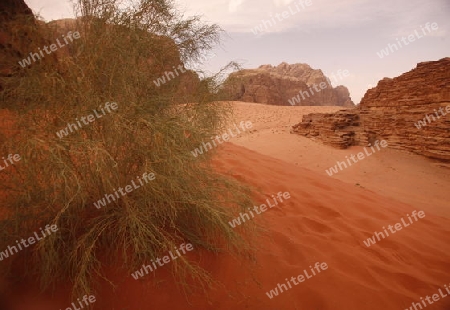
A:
[[221, 62, 354, 107], [292, 58, 450, 161], [0, 2, 200, 100]]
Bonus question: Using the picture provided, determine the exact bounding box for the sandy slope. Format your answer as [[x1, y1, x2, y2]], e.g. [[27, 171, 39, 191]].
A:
[[3, 103, 450, 309], [6, 143, 450, 309], [229, 101, 450, 218]]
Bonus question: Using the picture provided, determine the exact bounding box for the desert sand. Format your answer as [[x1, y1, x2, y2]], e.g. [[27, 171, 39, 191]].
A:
[[230, 101, 450, 218], [4, 102, 450, 309]]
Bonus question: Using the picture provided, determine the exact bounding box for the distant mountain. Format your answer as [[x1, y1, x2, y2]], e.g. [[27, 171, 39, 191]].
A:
[[220, 62, 354, 107]]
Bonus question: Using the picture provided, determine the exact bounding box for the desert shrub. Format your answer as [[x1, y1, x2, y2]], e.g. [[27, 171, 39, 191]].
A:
[[0, 0, 255, 300]]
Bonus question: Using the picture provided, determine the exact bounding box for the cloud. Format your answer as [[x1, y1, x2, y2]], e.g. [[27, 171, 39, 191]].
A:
[[174, 0, 450, 37], [391, 22, 447, 38], [26, 0, 449, 38], [273, 0, 293, 7], [229, 0, 245, 12]]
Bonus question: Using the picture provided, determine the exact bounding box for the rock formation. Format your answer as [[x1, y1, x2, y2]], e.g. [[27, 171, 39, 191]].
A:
[[293, 110, 361, 149], [0, 2, 200, 99], [0, 0, 50, 91], [44, 18, 200, 99], [220, 62, 354, 107], [292, 58, 450, 161]]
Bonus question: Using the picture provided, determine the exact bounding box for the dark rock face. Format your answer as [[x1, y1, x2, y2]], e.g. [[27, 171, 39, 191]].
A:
[[0, 0, 37, 87], [221, 62, 354, 107], [292, 58, 450, 161], [0, 0, 33, 19]]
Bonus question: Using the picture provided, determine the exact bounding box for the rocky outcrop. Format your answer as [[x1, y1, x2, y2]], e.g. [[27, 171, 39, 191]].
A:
[[292, 58, 450, 161], [221, 62, 354, 107], [0, 0, 32, 20], [0, 0, 45, 90], [292, 110, 362, 149], [0, 6, 200, 100]]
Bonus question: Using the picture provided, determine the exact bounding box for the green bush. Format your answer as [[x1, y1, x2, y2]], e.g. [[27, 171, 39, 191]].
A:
[[0, 0, 255, 299]]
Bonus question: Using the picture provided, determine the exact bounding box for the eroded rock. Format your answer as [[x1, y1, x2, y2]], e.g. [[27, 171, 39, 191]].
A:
[[221, 62, 354, 107], [292, 58, 450, 161]]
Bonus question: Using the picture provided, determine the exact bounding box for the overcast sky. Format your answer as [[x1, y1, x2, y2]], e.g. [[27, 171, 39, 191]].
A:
[[26, 0, 449, 104]]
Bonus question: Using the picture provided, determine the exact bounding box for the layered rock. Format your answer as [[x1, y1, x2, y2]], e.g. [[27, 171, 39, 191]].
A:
[[221, 62, 354, 107], [292, 58, 450, 161], [292, 110, 362, 149]]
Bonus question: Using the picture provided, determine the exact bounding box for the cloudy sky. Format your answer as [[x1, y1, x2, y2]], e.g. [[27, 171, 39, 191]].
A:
[[26, 0, 449, 103]]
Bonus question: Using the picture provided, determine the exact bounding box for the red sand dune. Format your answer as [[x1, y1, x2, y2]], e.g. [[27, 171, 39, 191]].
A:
[[5, 142, 450, 310]]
